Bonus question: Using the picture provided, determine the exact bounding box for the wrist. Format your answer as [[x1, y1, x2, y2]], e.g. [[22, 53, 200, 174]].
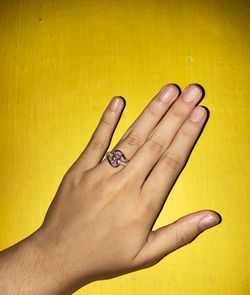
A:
[[31, 226, 94, 293]]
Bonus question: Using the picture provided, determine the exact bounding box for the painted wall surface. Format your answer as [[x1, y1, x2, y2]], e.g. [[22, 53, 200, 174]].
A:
[[0, 1, 249, 294]]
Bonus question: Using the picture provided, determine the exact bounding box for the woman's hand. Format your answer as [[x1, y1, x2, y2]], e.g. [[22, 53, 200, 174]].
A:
[[0, 84, 221, 295]]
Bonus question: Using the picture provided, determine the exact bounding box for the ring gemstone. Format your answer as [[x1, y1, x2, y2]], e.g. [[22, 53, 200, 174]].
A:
[[106, 150, 128, 168]]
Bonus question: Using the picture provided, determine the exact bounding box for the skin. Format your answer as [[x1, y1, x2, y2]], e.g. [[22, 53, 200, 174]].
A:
[[0, 83, 221, 294]]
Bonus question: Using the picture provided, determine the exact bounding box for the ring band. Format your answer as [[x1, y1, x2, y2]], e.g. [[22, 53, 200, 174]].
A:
[[106, 150, 128, 168]]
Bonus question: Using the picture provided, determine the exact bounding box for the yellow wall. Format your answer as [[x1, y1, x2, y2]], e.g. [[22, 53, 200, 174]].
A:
[[0, 0, 249, 294]]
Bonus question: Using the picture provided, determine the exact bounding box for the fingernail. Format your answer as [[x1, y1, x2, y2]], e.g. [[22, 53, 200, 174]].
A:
[[190, 107, 205, 123], [183, 85, 202, 102], [159, 85, 178, 102], [199, 214, 221, 230], [109, 97, 122, 112]]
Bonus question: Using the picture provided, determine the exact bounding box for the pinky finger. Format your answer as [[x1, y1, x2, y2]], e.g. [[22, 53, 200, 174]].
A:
[[70, 96, 125, 173]]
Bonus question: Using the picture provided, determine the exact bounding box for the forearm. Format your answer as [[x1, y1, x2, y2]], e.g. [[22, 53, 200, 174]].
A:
[[0, 229, 71, 295]]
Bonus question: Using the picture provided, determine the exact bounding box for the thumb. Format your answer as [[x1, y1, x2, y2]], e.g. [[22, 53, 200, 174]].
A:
[[134, 210, 221, 268]]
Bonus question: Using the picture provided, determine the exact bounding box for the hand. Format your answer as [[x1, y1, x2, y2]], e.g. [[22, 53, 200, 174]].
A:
[[0, 83, 221, 294]]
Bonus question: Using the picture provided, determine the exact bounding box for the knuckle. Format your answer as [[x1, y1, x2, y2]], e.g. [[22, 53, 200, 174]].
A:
[[120, 128, 131, 139], [162, 152, 182, 170], [146, 105, 159, 117], [123, 132, 142, 148], [147, 135, 164, 152], [62, 170, 81, 189], [171, 106, 187, 120], [180, 127, 195, 138], [89, 139, 106, 151], [175, 224, 191, 247], [102, 114, 114, 127]]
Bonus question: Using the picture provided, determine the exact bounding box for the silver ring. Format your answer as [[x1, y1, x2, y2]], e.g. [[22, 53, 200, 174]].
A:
[[106, 150, 128, 168]]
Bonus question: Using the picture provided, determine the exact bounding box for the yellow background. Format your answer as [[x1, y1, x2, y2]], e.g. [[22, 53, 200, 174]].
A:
[[0, 0, 249, 294]]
